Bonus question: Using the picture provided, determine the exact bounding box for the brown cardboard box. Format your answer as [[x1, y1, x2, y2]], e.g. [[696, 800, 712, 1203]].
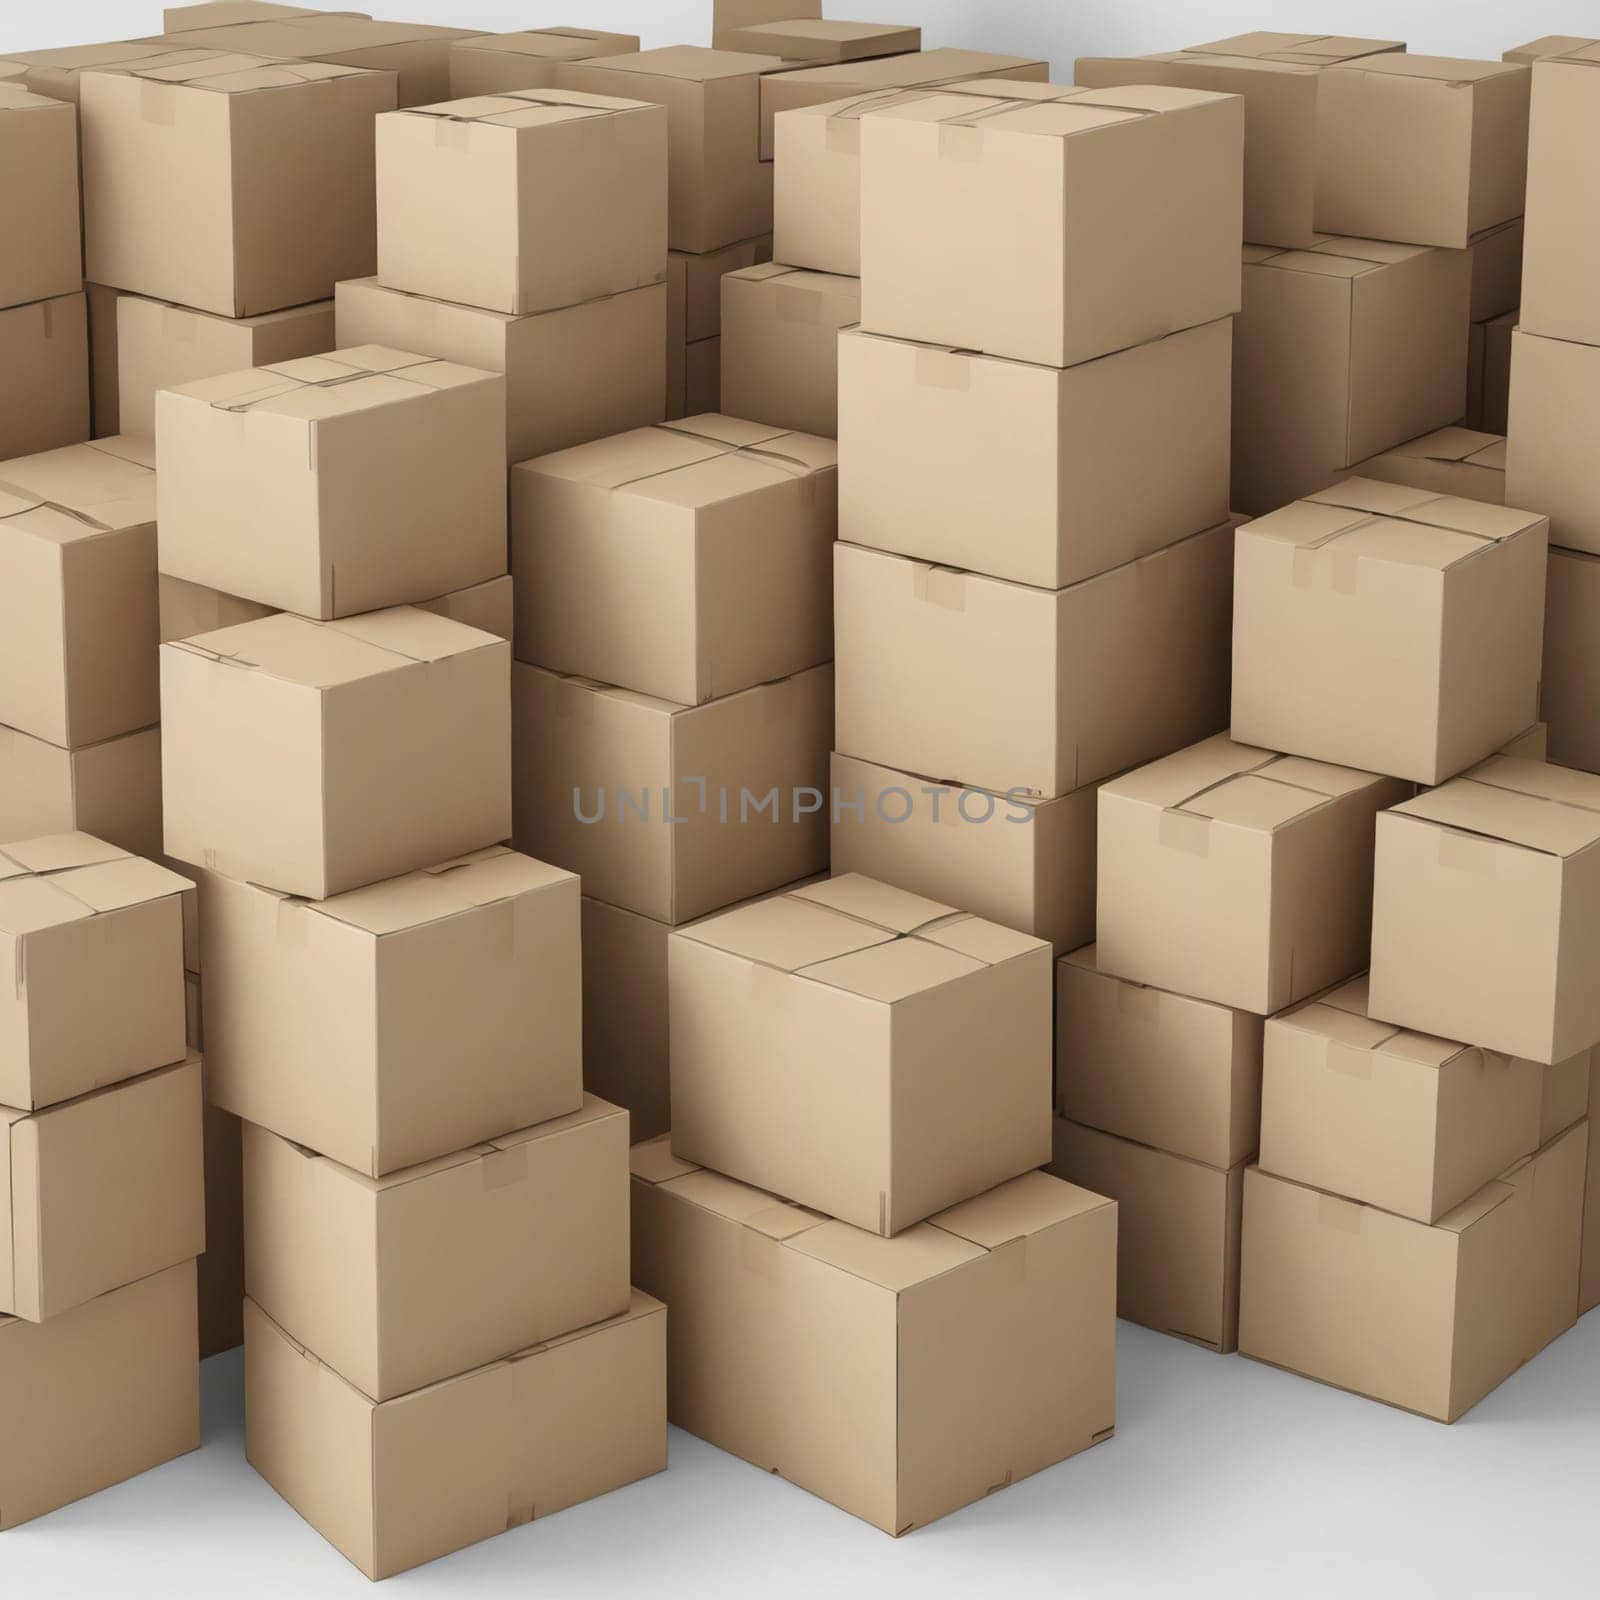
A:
[[0, 1262, 199, 1530], [0, 42, 224, 104], [1544, 547, 1600, 774], [244, 1096, 629, 1400], [2, 1057, 204, 1321], [1467, 309, 1516, 435], [1231, 477, 1548, 783], [197, 845, 578, 1176], [1233, 237, 1471, 515], [1506, 329, 1600, 554], [632, 1140, 1115, 1533], [199, 1098, 244, 1358], [162, 609, 511, 901], [0, 435, 157, 749], [1585, 1055, 1600, 1315], [511, 415, 835, 704], [156, 347, 505, 619], [512, 661, 832, 924], [85, 282, 125, 438], [666, 234, 771, 418], [0, 84, 80, 311], [0, 291, 90, 461], [1239, 1124, 1586, 1421], [0, 721, 162, 858], [245, 1291, 666, 1580], [0, 834, 189, 1111], [723, 20, 920, 63], [1051, 1117, 1244, 1353], [1370, 756, 1600, 1063], [838, 319, 1232, 589], [713, 0, 819, 51], [449, 30, 641, 96], [1097, 736, 1410, 1014], [1056, 945, 1263, 1169], [1504, 36, 1597, 64], [670, 874, 1052, 1234], [834, 520, 1234, 800], [582, 896, 671, 1142], [1350, 426, 1507, 505]]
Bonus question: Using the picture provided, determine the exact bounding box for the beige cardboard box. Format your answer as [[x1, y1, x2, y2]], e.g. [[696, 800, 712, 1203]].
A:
[[1544, 546, 1600, 775], [0, 84, 80, 311], [1467, 309, 1516, 435], [1231, 478, 1548, 784], [838, 319, 1232, 589], [245, 1290, 666, 1580], [1233, 237, 1471, 515], [1585, 1054, 1600, 1314], [666, 236, 772, 418], [0, 1261, 199, 1530], [244, 1095, 629, 1400], [633, 1140, 1115, 1533], [0, 436, 157, 749], [1056, 945, 1263, 1169], [197, 845, 577, 1176], [0, 41, 224, 104], [156, 347, 505, 619], [1239, 1124, 1586, 1421], [1350, 426, 1507, 505], [724, 20, 920, 62], [511, 415, 835, 703], [0, 721, 162, 858], [713, 0, 819, 50], [1052, 1117, 1244, 1353], [449, 29, 641, 96], [1370, 756, 1600, 1064], [670, 874, 1052, 1234], [199, 1097, 244, 1359], [582, 896, 672, 1142], [1506, 329, 1600, 554], [1098, 736, 1410, 1014], [2, 1057, 203, 1321], [1504, 36, 1597, 63], [85, 282, 125, 438], [162, 609, 511, 901], [834, 520, 1234, 800], [0, 291, 90, 461]]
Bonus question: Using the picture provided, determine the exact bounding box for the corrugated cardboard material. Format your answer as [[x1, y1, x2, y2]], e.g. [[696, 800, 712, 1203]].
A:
[[85, 282, 125, 439], [0, 435, 158, 749], [512, 661, 832, 924], [0, 833, 189, 1111], [2, 1056, 203, 1321], [0, 84, 80, 311], [0, 720, 162, 858], [197, 845, 578, 1176], [838, 318, 1232, 589], [1370, 756, 1600, 1064], [161, 608, 511, 901], [449, 30, 642, 96], [713, 0, 820, 52], [1506, 329, 1600, 554], [582, 896, 671, 1142], [670, 874, 1052, 1234], [244, 1096, 629, 1401], [1051, 1117, 1244, 1353], [1231, 477, 1548, 783], [1239, 1124, 1586, 1421], [1585, 1054, 1600, 1314], [511, 415, 836, 704], [245, 1290, 666, 1580], [722, 20, 920, 63], [1466, 308, 1516, 436], [834, 520, 1234, 800], [1350, 426, 1507, 505], [156, 346, 505, 619], [0, 1261, 199, 1530], [1056, 945, 1263, 1170], [199, 1097, 244, 1358], [632, 1141, 1115, 1534], [0, 291, 90, 461], [1098, 735, 1410, 1014], [1544, 547, 1600, 775]]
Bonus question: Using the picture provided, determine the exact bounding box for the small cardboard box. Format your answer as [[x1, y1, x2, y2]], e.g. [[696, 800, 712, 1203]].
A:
[[712, 0, 819, 51], [1544, 546, 1600, 776], [1521, 47, 1600, 345], [0, 721, 162, 859], [0, 291, 90, 462], [448, 29, 641, 96], [666, 234, 771, 418], [723, 19, 920, 63], [632, 1141, 1115, 1534], [670, 874, 1052, 1234], [1506, 328, 1600, 555], [1350, 427, 1507, 506], [0, 83, 81, 311]]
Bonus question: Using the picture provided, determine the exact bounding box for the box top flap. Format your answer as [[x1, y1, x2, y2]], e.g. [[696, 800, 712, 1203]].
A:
[[1381, 425, 1506, 467], [933, 1167, 1116, 1244], [0, 41, 216, 75], [628, 1133, 700, 1187], [1309, 477, 1542, 540], [0, 439, 158, 538], [1190, 32, 1404, 64], [1276, 978, 1472, 1069], [1504, 37, 1598, 62], [802, 938, 988, 1003], [791, 872, 956, 932], [1330, 52, 1527, 85], [863, 82, 1227, 137], [162, 15, 480, 50], [0, 833, 190, 934], [1101, 733, 1275, 808], [578, 44, 784, 82], [399, 85, 657, 127], [780, 45, 1046, 89], [1394, 757, 1600, 857], [92, 47, 380, 89], [454, 28, 639, 62], [0, 82, 69, 111], [727, 261, 861, 299], [676, 891, 899, 970]]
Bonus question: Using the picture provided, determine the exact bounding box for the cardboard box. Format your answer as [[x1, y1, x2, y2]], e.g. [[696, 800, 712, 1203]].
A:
[[838, 319, 1232, 589], [1467, 309, 1516, 435], [0, 436, 158, 749], [1239, 1124, 1586, 1421], [1231, 477, 1548, 783], [156, 347, 506, 619], [449, 30, 641, 96], [1504, 36, 1597, 64], [512, 662, 831, 924], [1506, 329, 1600, 554], [1585, 1055, 1600, 1315], [197, 844, 577, 1175], [511, 415, 836, 703], [85, 282, 125, 438], [198, 1098, 244, 1358], [0, 291, 89, 461], [1468, 216, 1524, 324], [162, 608, 511, 901], [166, 2, 356, 25], [1544, 547, 1600, 775], [1052, 1117, 1244, 1353], [670, 874, 1052, 1233], [771, 90, 883, 276], [0, 1262, 199, 1530], [723, 20, 920, 63], [1370, 756, 1600, 1063], [712, 0, 819, 52], [1350, 426, 1507, 505], [582, 896, 671, 1143], [0, 83, 80, 311], [666, 233, 771, 418], [860, 83, 1241, 369], [244, 1095, 629, 1400], [1539, 1044, 1591, 1143], [1233, 237, 1471, 515], [834, 520, 1234, 800], [632, 1140, 1115, 1533], [0, 721, 162, 858], [1098, 736, 1410, 1014], [1056, 944, 1263, 1169], [2, 1057, 204, 1321], [245, 1290, 666, 1580], [0, 42, 217, 105]]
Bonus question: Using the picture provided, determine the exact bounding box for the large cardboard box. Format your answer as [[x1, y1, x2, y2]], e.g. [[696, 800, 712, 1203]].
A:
[[1544, 546, 1600, 775], [1097, 736, 1410, 1014], [245, 1291, 666, 1580], [1370, 756, 1600, 1064], [632, 1141, 1116, 1533], [0, 84, 80, 311], [156, 347, 505, 619], [162, 609, 511, 901], [1231, 477, 1548, 784], [448, 29, 641, 96], [834, 521, 1234, 800], [1239, 1124, 1586, 1421], [2, 1057, 204, 1321], [1506, 329, 1600, 554], [511, 415, 835, 704], [838, 318, 1232, 589], [0, 721, 162, 858], [1350, 427, 1507, 505], [0, 291, 90, 461], [724, 20, 919, 62], [670, 874, 1052, 1234]]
